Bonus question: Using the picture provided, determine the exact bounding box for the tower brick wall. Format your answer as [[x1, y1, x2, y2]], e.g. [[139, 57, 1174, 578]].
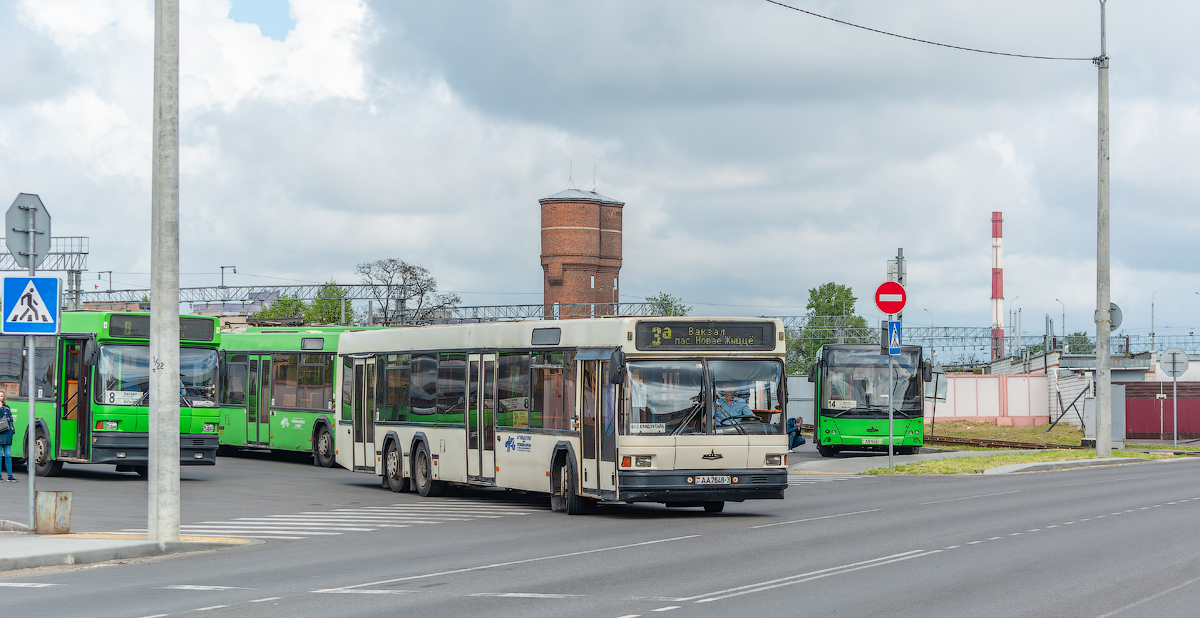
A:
[[540, 189, 624, 318]]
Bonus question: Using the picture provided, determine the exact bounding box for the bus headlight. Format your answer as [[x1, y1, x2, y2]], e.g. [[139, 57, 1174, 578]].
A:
[[96, 421, 118, 431], [203, 423, 216, 432], [765, 454, 783, 466], [635, 456, 652, 468]]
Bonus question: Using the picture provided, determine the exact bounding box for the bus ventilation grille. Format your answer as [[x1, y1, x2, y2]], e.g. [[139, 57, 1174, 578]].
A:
[[749, 476, 770, 484], [191, 439, 207, 446]]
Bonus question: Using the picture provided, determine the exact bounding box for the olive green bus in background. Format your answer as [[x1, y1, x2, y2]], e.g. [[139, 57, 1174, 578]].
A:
[[808, 343, 932, 457], [217, 327, 375, 467], [4, 311, 221, 477]]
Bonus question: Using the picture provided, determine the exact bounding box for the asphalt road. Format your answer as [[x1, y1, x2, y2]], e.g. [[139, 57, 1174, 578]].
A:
[[2, 450, 1200, 618]]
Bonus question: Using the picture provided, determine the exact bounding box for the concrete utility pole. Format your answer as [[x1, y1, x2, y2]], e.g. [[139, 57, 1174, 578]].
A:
[[1093, 0, 1112, 457], [149, 0, 181, 541]]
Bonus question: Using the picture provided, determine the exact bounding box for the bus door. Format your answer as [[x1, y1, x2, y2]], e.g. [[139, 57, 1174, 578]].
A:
[[246, 355, 271, 445], [598, 361, 618, 496], [466, 354, 497, 483], [580, 360, 600, 496], [352, 357, 376, 471], [56, 337, 92, 460]]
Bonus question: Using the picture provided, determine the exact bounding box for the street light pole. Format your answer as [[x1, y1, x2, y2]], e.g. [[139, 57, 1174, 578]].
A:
[[98, 271, 113, 293], [219, 266, 236, 289], [1055, 298, 1065, 350], [1093, 0, 1113, 457], [1150, 288, 1160, 349], [148, 0, 181, 541]]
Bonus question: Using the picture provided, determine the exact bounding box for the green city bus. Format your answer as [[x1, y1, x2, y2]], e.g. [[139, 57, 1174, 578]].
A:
[[217, 327, 369, 466], [808, 343, 931, 457], [5, 311, 221, 476]]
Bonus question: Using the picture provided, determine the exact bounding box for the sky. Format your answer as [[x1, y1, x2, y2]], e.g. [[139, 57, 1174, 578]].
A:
[[1, 0, 1198, 338]]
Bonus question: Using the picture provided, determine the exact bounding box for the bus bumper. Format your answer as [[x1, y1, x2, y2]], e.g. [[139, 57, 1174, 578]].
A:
[[617, 469, 787, 504], [91, 432, 219, 466]]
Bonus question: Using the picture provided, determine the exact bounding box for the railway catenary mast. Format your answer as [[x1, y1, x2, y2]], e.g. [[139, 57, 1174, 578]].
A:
[[990, 212, 1004, 360]]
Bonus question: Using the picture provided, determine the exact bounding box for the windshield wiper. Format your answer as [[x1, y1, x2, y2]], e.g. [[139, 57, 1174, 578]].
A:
[[672, 400, 705, 436]]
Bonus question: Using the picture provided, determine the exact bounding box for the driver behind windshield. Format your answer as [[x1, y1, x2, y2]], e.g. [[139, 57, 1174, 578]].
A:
[[714, 382, 752, 424]]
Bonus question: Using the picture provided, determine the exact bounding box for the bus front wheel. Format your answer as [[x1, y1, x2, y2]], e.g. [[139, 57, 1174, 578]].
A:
[[816, 444, 839, 458], [34, 429, 62, 477], [384, 441, 409, 493], [413, 443, 446, 497], [702, 501, 725, 513], [313, 425, 336, 468], [558, 463, 589, 515]]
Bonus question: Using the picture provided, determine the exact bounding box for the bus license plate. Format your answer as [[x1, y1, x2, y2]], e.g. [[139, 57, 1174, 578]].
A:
[[861, 438, 885, 445], [695, 475, 731, 485]]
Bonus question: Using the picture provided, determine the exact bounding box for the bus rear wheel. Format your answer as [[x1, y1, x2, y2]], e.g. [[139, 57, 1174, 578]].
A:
[[384, 441, 409, 493], [413, 443, 446, 497], [898, 446, 920, 456], [313, 425, 336, 468], [702, 501, 725, 513], [816, 444, 839, 458], [34, 430, 62, 477]]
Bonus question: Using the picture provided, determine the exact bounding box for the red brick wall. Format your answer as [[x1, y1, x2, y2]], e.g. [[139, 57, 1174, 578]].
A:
[[540, 196, 623, 318]]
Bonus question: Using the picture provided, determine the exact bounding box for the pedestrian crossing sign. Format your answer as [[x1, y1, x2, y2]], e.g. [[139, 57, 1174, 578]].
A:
[[888, 320, 901, 355], [2, 277, 60, 334]]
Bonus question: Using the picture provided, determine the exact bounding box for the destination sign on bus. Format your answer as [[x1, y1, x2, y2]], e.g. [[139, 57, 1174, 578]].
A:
[[109, 315, 216, 342], [634, 321, 776, 351]]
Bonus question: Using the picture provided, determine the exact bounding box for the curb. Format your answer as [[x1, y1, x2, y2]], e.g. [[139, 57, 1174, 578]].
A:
[[0, 538, 251, 572], [983, 457, 1148, 475], [0, 520, 29, 532]]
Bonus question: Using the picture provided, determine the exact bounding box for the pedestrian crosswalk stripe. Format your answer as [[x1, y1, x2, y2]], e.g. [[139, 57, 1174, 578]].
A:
[[116, 498, 547, 541]]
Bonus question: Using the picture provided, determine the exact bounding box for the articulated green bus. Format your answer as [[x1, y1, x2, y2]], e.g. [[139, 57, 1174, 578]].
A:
[[217, 327, 370, 466], [808, 343, 931, 457], [5, 311, 221, 476]]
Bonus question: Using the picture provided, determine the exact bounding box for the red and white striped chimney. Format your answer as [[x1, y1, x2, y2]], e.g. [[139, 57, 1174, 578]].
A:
[[991, 212, 1004, 360]]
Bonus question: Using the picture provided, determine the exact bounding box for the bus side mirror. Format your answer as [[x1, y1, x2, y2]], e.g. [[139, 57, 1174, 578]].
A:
[[807, 363, 818, 383], [83, 340, 98, 367], [608, 350, 626, 384], [922, 362, 933, 383]]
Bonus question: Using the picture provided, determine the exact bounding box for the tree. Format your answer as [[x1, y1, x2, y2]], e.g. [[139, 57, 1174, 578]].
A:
[[356, 259, 461, 325], [1065, 331, 1095, 354], [645, 292, 691, 316], [305, 280, 350, 325], [254, 293, 306, 319], [786, 282, 870, 373]]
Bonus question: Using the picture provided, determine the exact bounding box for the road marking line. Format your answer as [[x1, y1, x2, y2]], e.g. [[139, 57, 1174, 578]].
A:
[[178, 529, 345, 536], [0, 583, 61, 587], [616, 614, 641, 618], [314, 535, 701, 593], [135, 614, 169, 618], [944, 546, 960, 549], [163, 585, 248, 591], [1093, 575, 1200, 618], [1029, 529, 1041, 532], [1047, 525, 1058, 528], [195, 606, 228, 611], [470, 593, 586, 599], [674, 551, 925, 602], [1064, 522, 1076, 525], [693, 550, 941, 603], [987, 537, 1002, 541], [249, 597, 281, 602], [749, 509, 881, 529], [652, 607, 680, 612], [1009, 533, 1021, 536], [1053, 476, 1146, 488], [315, 589, 416, 594], [968, 541, 982, 545], [918, 490, 1019, 506]]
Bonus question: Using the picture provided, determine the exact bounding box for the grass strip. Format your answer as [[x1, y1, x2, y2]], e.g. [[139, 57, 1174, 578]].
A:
[[862, 449, 1178, 475], [1126, 443, 1200, 453], [928, 420, 1083, 446]]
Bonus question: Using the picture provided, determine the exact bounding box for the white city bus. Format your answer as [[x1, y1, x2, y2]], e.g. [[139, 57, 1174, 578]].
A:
[[335, 317, 789, 513]]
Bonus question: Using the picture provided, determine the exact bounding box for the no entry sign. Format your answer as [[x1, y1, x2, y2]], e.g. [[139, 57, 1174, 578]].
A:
[[875, 281, 906, 315]]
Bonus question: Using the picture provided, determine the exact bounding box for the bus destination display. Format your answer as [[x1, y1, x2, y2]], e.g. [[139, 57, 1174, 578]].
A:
[[109, 315, 216, 342], [635, 321, 776, 351]]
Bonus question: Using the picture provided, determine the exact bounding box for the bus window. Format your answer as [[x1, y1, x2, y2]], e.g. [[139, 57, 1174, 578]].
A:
[[223, 354, 248, 405], [497, 354, 530, 428], [709, 359, 784, 435], [438, 354, 465, 424], [380, 354, 410, 422], [624, 361, 703, 436], [410, 354, 437, 418], [340, 356, 353, 421], [0, 336, 21, 398]]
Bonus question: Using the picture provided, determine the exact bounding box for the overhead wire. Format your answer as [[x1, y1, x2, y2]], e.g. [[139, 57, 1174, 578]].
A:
[[763, 0, 1096, 62]]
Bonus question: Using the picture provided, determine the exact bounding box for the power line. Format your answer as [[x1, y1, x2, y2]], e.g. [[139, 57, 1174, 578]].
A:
[[764, 0, 1096, 62]]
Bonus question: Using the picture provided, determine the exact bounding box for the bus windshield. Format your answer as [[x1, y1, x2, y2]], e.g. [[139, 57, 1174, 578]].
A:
[[96, 345, 219, 407], [821, 349, 922, 419], [625, 359, 784, 435]]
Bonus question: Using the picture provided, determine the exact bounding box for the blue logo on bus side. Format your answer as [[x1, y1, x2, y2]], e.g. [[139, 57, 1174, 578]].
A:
[[504, 436, 516, 452]]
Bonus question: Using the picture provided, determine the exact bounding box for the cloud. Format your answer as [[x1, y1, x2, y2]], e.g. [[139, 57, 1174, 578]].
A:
[[2, 0, 1199, 339]]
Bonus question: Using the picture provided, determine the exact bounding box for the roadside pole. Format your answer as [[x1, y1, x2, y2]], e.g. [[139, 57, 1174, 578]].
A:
[[1093, 0, 1112, 457], [25, 207, 36, 529], [149, 0, 181, 542]]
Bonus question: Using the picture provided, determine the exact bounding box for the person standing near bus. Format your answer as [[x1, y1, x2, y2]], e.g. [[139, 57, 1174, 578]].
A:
[[0, 393, 15, 482]]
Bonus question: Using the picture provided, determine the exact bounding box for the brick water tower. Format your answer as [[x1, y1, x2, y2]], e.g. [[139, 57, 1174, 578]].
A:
[[539, 188, 623, 319]]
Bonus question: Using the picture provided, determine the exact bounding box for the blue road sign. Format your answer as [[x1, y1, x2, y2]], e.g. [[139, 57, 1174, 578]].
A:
[[888, 320, 901, 355], [2, 277, 60, 334]]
